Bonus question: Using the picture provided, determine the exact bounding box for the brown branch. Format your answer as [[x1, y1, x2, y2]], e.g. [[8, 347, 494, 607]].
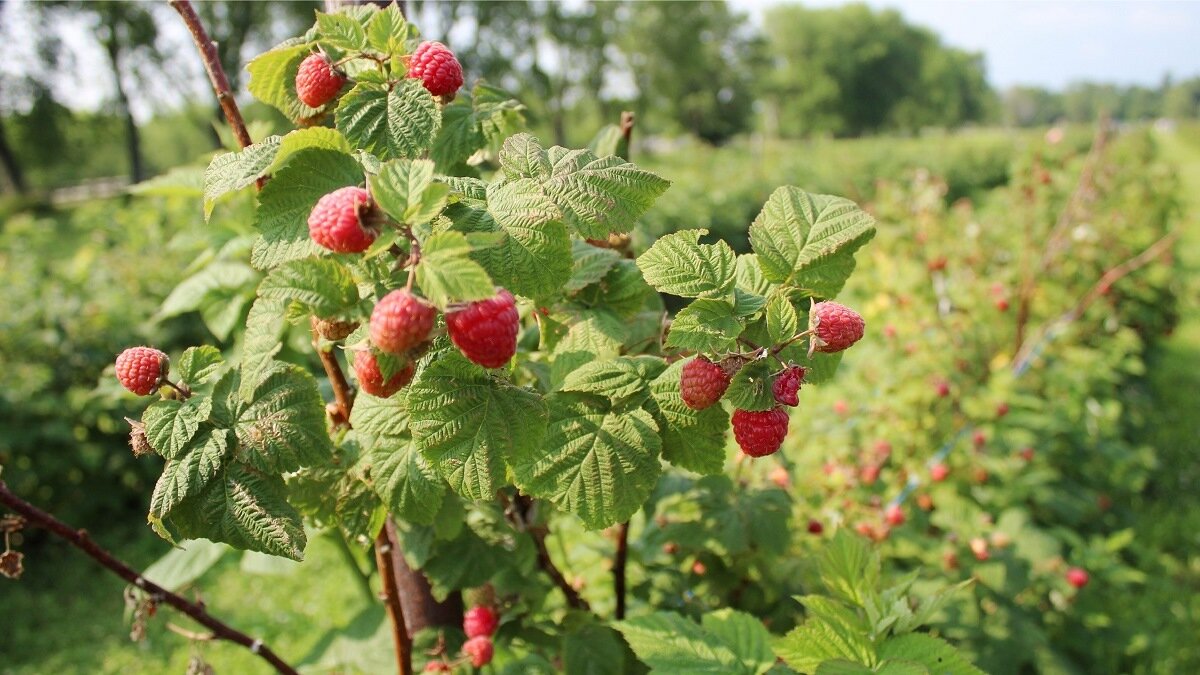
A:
[[0, 481, 298, 675], [512, 495, 591, 612], [168, 0, 253, 152], [375, 519, 414, 675], [311, 318, 356, 427], [613, 521, 629, 620]]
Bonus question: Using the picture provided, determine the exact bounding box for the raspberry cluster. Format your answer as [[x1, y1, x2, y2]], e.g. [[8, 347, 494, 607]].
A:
[[459, 605, 499, 667]]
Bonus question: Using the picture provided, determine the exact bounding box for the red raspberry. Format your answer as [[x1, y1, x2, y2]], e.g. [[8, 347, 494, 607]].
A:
[[884, 504, 906, 526], [353, 350, 414, 398], [930, 462, 950, 482], [731, 407, 789, 458], [462, 636, 493, 668], [807, 519, 824, 535], [446, 290, 519, 368], [463, 606, 499, 639], [308, 186, 379, 253], [370, 290, 436, 355], [771, 365, 806, 406], [1066, 566, 1090, 589], [808, 301, 865, 354], [680, 357, 730, 410], [115, 347, 169, 396], [423, 662, 451, 673], [295, 53, 347, 108], [407, 41, 463, 97], [969, 537, 990, 561]]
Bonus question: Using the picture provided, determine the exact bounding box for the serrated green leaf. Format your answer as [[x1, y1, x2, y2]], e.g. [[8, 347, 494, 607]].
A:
[[567, 239, 622, 293], [576, 259, 654, 319], [158, 262, 259, 319], [431, 84, 526, 172], [724, 358, 777, 412], [732, 289, 768, 317], [203, 136, 282, 218], [336, 80, 441, 161], [819, 530, 880, 608], [407, 353, 547, 500], [247, 43, 323, 122], [701, 609, 776, 675], [559, 358, 650, 406], [877, 635, 984, 675], [143, 397, 211, 460], [511, 393, 661, 530], [874, 660, 929, 675], [257, 258, 360, 318], [551, 311, 627, 385], [648, 360, 728, 475], [485, 179, 573, 299], [177, 346, 224, 385], [765, 294, 800, 344], [238, 298, 288, 401], [637, 229, 736, 298], [235, 364, 335, 473], [774, 617, 877, 673], [499, 133, 551, 181], [587, 124, 628, 159], [149, 429, 230, 519], [415, 231, 496, 309], [896, 579, 974, 634], [665, 299, 742, 353], [251, 148, 363, 270], [748, 187, 876, 297], [564, 624, 629, 675], [315, 11, 366, 50], [141, 539, 229, 592], [616, 611, 759, 674], [735, 254, 773, 296], [814, 661, 876, 675], [368, 441, 445, 525], [366, 3, 411, 54], [369, 158, 449, 226], [268, 127, 353, 174], [350, 391, 409, 449]]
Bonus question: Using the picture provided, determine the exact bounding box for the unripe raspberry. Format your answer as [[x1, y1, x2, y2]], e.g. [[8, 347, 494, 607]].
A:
[[808, 301, 865, 354], [930, 462, 950, 482], [969, 537, 990, 561], [115, 347, 169, 396], [463, 605, 499, 639], [308, 186, 379, 253], [353, 350, 414, 398], [884, 504, 906, 526], [462, 636, 493, 668], [768, 465, 790, 489], [370, 290, 436, 355], [1065, 566, 1090, 589], [423, 662, 451, 673], [731, 407, 789, 458], [407, 41, 463, 97], [446, 290, 519, 368], [295, 53, 347, 108], [916, 493, 934, 511], [772, 365, 806, 406], [680, 357, 730, 410]]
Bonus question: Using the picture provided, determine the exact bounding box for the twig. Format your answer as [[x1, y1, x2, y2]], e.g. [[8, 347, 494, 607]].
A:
[[512, 495, 591, 612], [613, 522, 629, 620], [0, 481, 298, 675], [375, 519, 414, 675], [331, 529, 376, 605], [310, 317, 356, 427]]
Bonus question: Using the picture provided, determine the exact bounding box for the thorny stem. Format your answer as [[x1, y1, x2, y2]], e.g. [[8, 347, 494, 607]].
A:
[[0, 481, 300, 675]]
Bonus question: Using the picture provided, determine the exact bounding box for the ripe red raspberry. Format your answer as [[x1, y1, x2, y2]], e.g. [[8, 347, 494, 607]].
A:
[[772, 365, 806, 406], [295, 53, 347, 108], [731, 407, 789, 458], [462, 636, 494, 668], [884, 504, 906, 526], [423, 662, 451, 673], [930, 462, 950, 482], [808, 301, 865, 355], [407, 41, 463, 97], [680, 357, 730, 410], [353, 350, 414, 398], [446, 290, 519, 368], [115, 347, 169, 396], [1066, 566, 1090, 589], [370, 290, 436, 355], [463, 606, 499, 639], [308, 186, 379, 253], [807, 519, 824, 535]]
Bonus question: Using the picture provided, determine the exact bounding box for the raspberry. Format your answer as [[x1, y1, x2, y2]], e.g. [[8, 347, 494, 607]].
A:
[[884, 504, 906, 526], [370, 290, 436, 355], [808, 301, 865, 355], [969, 537, 989, 561], [314, 318, 358, 342], [462, 636, 494, 668], [115, 347, 169, 396], [772, 365, 806, 406], [446, 290, 519, 368], [353, 350, 414, 398], [768, 465, 790, 489], [308, 186, 379, 253], [930, 463, 950, 482], [423, 662, 451, 673], [731, 407, 789, 458], [295, 53, 347, 108], [680, 357, 730, 410], [407, 41, 463, 97], [463, 606, 499, 639], [807, 519, 824, 535], [1066, 566, 1090, 589]]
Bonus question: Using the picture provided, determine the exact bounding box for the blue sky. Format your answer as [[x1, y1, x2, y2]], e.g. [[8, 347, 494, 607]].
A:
[[734, 0, 1200, 89]]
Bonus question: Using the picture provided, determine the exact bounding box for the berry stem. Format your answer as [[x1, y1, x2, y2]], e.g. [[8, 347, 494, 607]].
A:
[[771, 329, 813, 355], [0, 481, 300, 675], [162, 379, 192, 399]]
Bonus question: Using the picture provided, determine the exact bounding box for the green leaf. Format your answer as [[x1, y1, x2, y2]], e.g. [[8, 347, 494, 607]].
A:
[[368, 441, 445, 526], [238, 298, 287, 401], [247, 43, 323, 122], [774, 617, 877, 673], [336, 80, 441, 161], [350, 391, 410, 449], [566, 239, 622, 293], [616, 611, 765, 674], [587, 124, 628, 159], [235, 364, 335, 473], [315, 11, 367, 50], [167, 463, 307, 560], [637, 229, 736, 298], [576, 259, 655, 319], [550, 311, 626, 385], [797, 595, 875, 665], [484, 179, 573, 299], [665, 299, 743, 353], [251, 148, 363, 270], [748, 187, 876, 297], [268, 127, 353, 174], [415, 231, 496, 309], [511, 393, 661, 530], [701, 609, 776, 675], [499, 133, 552, 181], [559, 358, 650, 406], [143, 397, 211, 460], [648, 360, 729, 475], [564, 624, 630, 675], [765, 294, 800, 344], [158, 262, 259, 319], [257, 258, 360, 318], [895, 579, 974, 635], [178, 346, 224, 385], [366, 3, 412, 54], [732, 289, 768, 317], [877, 634, 984, 675], [431, 84, 526, 172], [724, 358, 777, 412], [369, 158, 450, 226], [149, 429, 230, 519], [141, 539, 229, 592], [814, 662, 876, 675], [735, 254, 773, 296], [819, 530, 881, 608], [407, 353, 547, 500], [203, 136, 282, 218]]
